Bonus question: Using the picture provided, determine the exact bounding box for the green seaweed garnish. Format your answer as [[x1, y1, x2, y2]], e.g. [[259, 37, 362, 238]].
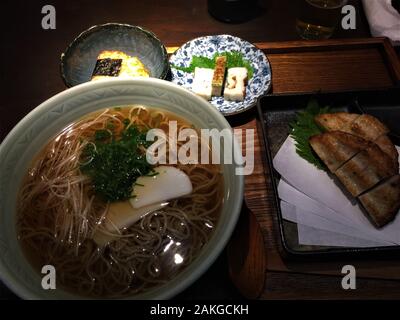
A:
[[172, 51, 254, 79], [80, 123, 153, 202], [290, 99, 330, 171]]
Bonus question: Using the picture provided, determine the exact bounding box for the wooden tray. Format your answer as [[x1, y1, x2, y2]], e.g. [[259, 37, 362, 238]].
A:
[[257, 89, 400, 258], [237, 38, 400, 299], [256, 37, 400, 93], [170, 37, 400, 298]]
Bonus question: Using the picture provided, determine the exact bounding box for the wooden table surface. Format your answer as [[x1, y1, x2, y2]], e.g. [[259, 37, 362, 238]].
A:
[[1, 0, 400, 300]]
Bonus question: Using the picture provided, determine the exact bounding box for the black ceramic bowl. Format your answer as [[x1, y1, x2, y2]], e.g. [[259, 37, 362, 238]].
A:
[[60, 23, 169, 87]]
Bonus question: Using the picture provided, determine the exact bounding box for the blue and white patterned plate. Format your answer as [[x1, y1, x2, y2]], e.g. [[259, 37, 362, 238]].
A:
[[169, 34, 271, 116]]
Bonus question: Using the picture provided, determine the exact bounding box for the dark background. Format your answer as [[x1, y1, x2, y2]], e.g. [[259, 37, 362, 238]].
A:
[[0, 0, 371, 299], [0, 0, 370, 142]]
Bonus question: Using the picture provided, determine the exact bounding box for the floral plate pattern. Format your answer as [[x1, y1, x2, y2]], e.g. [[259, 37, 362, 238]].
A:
[[169, 35, 271, 115]]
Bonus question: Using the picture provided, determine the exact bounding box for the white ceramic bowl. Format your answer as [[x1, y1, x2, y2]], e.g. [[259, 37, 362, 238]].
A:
[[0, 78, 244, 299]]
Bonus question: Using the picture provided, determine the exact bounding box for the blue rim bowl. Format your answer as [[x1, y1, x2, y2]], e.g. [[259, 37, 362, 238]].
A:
[[60, 23, 169, 87]]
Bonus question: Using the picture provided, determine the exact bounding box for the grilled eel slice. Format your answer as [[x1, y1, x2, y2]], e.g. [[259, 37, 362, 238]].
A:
[[315, 113, 398, 172], [335, 143, 397, 197], [359, 175, 400, 228], [309, 131, 371, 172], [310, 130, 399, 228]]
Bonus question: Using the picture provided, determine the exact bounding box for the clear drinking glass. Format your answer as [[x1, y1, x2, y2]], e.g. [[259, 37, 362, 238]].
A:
[[296, 0, 348, 40]]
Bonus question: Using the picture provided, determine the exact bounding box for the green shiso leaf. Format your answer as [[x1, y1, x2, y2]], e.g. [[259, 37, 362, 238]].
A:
[[289, 98, 330, 171], [171, 51, 254, 79]]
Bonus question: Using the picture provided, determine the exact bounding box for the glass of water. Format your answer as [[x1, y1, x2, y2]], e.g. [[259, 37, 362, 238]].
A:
[[296, 0, 348, 40]]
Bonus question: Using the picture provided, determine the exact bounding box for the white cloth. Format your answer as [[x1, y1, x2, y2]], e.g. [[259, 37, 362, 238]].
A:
[[362, 0, 400, 45]]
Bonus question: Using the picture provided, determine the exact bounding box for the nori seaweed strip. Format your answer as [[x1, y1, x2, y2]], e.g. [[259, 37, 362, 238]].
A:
[[92, 59, 122, 77]]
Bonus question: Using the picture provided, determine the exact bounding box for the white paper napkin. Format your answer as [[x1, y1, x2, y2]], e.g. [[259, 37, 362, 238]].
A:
[[273, 135, 400, 246], [297, 224, 391, 248], [281, 200, 384, 242], [281, 200, 391, 247], [362, 0, 400, 45], [279, 182, 396, 244]]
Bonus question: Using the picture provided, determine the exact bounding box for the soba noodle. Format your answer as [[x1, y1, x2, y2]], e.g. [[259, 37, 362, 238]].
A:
[[17, 106, 223, 298]]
